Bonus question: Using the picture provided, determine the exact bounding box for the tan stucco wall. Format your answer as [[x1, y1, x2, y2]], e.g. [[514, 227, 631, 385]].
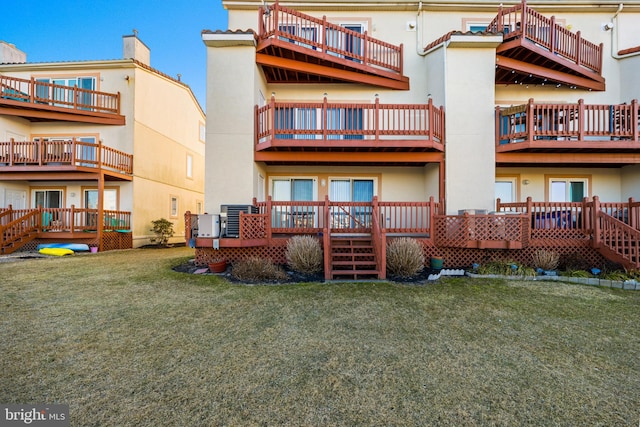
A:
[[0, 60, 205, 247]]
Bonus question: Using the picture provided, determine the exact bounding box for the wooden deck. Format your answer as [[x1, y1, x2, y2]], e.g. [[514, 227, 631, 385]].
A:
[[256, 1, 408, 90], [187, 196, 640, 278], [0, 75, 125, 125], [0, 206, 132, 254]]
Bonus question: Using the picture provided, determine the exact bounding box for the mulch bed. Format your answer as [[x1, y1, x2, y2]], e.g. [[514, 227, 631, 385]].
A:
[[172, 259, 444, 285]]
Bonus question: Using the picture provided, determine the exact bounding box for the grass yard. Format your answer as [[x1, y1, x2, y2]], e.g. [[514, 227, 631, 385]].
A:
[[1, 247, 639, 426]]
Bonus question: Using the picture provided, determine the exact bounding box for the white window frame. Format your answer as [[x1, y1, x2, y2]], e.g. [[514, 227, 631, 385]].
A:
[[495, 177, 518, 205], [170, 195, 179, 218], [548, 177, 589, 202]]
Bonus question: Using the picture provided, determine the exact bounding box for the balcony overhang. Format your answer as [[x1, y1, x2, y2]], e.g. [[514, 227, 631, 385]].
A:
[[496, 152, 640, 168], [255, 150, 444, 166], [0, 168, 133, 181], [256, 52, 409, 90], [0, 102, 125, 125]]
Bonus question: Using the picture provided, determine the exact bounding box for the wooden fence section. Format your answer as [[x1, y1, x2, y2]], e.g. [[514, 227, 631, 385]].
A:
[[0, 75, 121, 114], [434, 213, 530, 249], [258, 1, 403, 75], [486, 0, 603, 74], [0, 138, 133, 174], [497, 99, 640, 145], [256, 97, 445, 146]]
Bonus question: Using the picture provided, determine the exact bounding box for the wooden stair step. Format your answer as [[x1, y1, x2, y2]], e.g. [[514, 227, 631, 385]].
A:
[[331, 260, 377, 266]]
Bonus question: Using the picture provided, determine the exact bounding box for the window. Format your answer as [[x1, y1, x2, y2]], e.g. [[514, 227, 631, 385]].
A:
[[199, 123, 206, 143], [271, 178, 316, 228], [34, 190, 62, 208], [170, 196, 179, 218], [326, 22, 366, 61], [186, 154, 193, 179], [84, 188, 118, 228], [495, 177, 517, 204], [548, 178, 588, 202], [35, 76, 96, 109], [329, 178, 375, 228]]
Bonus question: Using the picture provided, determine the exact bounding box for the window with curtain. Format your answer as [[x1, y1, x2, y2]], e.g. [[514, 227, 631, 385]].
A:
[[549, 178, 587, 202]]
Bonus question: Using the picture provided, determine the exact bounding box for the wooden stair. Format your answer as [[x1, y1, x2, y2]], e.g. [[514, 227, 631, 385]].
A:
[[1, 229, 38, 254], [329, 235, 380, 280]]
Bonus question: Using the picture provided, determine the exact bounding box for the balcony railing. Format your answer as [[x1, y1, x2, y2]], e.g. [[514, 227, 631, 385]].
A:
[[496, 99, 640, 147], [486, 0, 603, 74], [0, 138, 133, 175], [256, 97, 445, 148], [0, 75, 121, 115], [258, 1, 403, 76]]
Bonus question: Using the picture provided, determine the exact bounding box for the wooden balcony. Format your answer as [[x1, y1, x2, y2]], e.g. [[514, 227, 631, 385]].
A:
[[256, 1, 409, 90], [487, 0, 605, 91], [496, 99, 640, 166], [255, 97, 445, 165], [0, 138, 133, 181], [0, 75, 125, 125]]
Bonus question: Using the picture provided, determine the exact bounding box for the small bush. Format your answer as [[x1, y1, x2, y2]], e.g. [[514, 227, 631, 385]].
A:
[[386, 238, 425, 278], [150, 218, 174, 246], [231, 257, 288, 283], [286, 235, 323, 274], [531, 250, 560, 271]]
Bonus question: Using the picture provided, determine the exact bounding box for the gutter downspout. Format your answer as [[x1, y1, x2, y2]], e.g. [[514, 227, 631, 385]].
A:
[[610, 4, 639, 59], [416, 2, 429, 56]]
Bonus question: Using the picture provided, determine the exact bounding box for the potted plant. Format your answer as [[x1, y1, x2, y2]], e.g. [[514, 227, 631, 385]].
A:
[[208, 258, 227, 273]]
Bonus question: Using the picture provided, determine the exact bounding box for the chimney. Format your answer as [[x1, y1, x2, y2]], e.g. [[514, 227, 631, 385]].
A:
[[122, 30, 150, 65], [0, 41, 27, 64]]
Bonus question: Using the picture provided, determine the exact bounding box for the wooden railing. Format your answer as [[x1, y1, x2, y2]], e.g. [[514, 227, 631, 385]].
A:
[[497, 99, 640, 145], [1, 209, 40, 252], [0, 138, 133, 174], [257, 97, 445, 146], [258, 1, 403, 75], [1, 206, 131, 233], [486, 0, 603, 74], [434, 213, 530, 249], [0, 75, 120, 114]]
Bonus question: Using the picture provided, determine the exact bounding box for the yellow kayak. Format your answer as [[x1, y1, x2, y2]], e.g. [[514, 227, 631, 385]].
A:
[[39, 247, 74, 256]]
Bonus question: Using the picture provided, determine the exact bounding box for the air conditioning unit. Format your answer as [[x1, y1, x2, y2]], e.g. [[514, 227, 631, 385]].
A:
[[220, 204, 258, 237]]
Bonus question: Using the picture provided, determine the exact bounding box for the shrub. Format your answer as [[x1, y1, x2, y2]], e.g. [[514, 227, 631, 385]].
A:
[[477, 260, 535, 277], [286, 235, 323, 274], [531, 250, 560, 271], [386, 238, 425, 278], [150, 218, 174, 246], [231, 257, 288, 283]]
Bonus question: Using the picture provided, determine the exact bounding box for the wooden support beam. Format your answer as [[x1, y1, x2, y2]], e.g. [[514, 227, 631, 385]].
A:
[[496, 152, 640, 165], [254, 151, 444, 164]]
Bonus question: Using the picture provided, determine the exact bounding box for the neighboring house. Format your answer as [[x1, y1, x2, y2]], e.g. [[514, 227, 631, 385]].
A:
[[189, 0, 640, 278], [0, 35, 205, 253]]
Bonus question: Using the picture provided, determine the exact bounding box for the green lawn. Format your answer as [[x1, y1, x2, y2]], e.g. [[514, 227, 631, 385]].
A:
[[1, 247, 639, 426]]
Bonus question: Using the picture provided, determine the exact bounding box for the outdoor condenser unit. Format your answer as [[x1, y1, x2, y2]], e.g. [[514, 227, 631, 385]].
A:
[[220, 204, 258, 237]]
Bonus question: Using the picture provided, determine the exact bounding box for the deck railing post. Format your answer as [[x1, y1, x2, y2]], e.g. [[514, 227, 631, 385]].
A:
[[185, 211, 192, 243], [266, 196, 273, 240], [322, 16, 327, 55], [526, 196, 533, 239], [428, 98, 434, 142], [323, 195, 331, 280], [630, 198, 637, 230], [527, 98, 535, 142], [631, 99, 639, 142], [429, 196, 436, 241], [497, 3, 503, 32], [575, 31, 582, 67], [73, 84, 78, 110], [578, 99, 585, 141], [592, 196, 601, 248], [9, 138, 14, 166], [399, 43, 404, 75], [549, 16, 556, 54], [495, 106, 501, 147], [29, 77, 35, 104], [270, 96, 276, 142], [374, 97, 380, 142], [70, 205, 75, 233], [322, 96, 328, 141], [363, 31, 369, 66]]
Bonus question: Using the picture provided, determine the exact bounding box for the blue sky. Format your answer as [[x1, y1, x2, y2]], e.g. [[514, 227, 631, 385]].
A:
[[2, 0, 229, 109]]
